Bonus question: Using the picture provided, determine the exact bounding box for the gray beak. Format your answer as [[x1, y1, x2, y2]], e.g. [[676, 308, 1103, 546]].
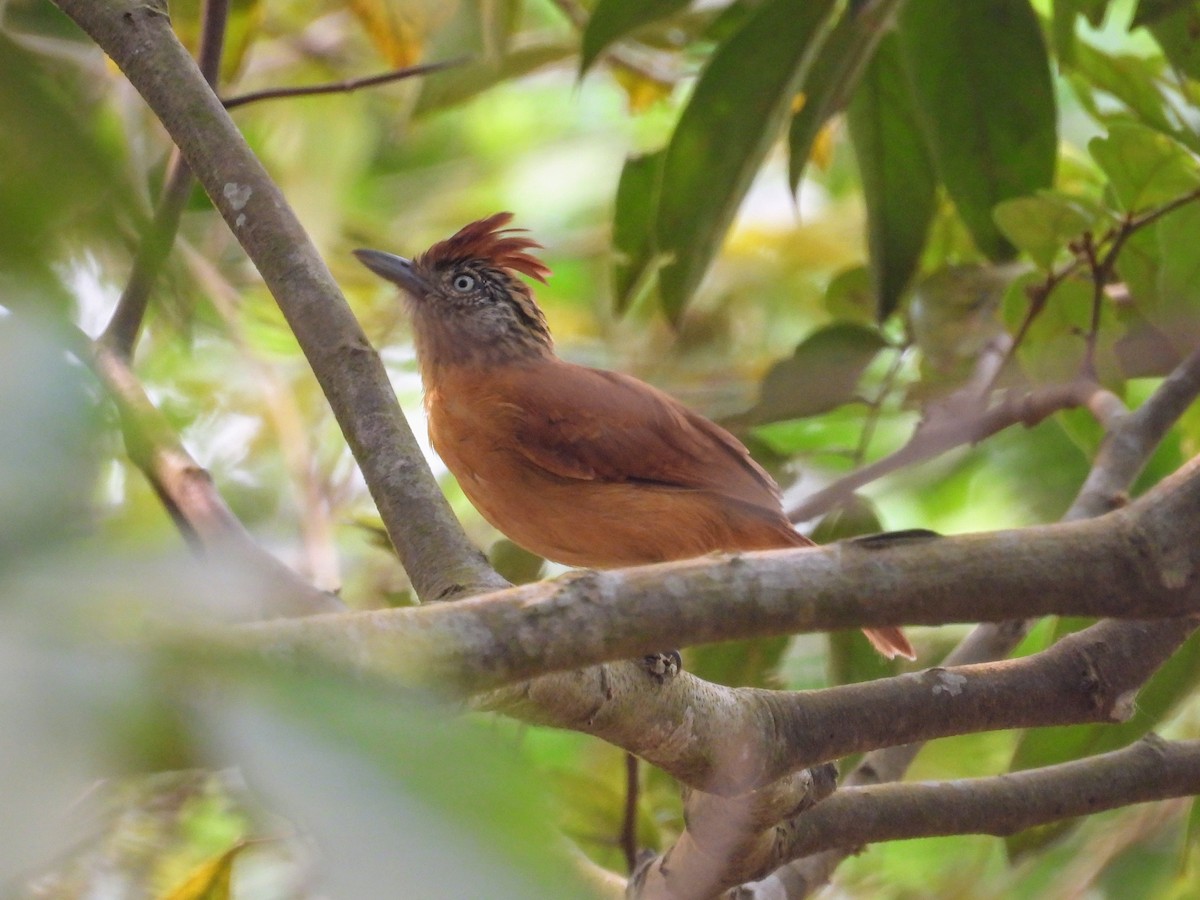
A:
[[353, 249, 432, 295]]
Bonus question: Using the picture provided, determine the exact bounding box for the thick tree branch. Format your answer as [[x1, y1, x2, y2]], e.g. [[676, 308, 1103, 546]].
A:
[[779, 735, 1200, 861], [779, 342, 1200, 896], [237, 455, 1200, 693], [52, 0, 507, 603]]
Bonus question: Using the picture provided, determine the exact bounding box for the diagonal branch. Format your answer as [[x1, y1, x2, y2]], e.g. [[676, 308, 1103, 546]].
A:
[[778, 341, 1200, 896], [90, 340, 341, 618], [100, 0, 228, 359], [788, 378, 1113, 522], [52, 0, 507, 603]]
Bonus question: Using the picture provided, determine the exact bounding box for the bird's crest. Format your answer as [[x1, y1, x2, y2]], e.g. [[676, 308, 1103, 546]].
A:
[[418, 212, 551, 284]]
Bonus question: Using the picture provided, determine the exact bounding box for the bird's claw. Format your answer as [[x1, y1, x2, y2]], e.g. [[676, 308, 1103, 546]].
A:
[[641, 650, 682, 683]]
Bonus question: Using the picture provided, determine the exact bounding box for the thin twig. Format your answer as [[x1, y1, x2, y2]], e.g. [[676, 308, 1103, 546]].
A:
[[99, 0, 229, 358], [852, 345, 907, 467], [788, 378, 1107, 521], [985, 185, 1200, 395], [620, 753, 640, 873], [221, 58, 467, 110]]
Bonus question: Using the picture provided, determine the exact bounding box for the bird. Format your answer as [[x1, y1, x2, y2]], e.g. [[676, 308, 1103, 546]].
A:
[[354, 213, 914, 662]]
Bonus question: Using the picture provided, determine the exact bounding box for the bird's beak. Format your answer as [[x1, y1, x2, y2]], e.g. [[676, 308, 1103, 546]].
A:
[[353, 249, 431, 296]]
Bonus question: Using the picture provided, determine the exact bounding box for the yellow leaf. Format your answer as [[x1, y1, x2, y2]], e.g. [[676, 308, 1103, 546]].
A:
[[809, 119, 838, 172], [349, 0, 459, 68], [159, 842, 246, 900], [612, 65, 673, 113]]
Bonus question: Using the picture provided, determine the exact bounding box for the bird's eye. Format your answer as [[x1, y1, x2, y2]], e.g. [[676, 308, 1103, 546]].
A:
[[452, 274, 476, 292]]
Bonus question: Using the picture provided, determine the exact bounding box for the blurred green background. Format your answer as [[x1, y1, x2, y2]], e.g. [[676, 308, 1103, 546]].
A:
[[4, 0, 1200, 895]]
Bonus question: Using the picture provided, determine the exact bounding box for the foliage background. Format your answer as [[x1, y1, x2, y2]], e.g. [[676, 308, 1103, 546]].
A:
[[4, 0, 1200, 895]]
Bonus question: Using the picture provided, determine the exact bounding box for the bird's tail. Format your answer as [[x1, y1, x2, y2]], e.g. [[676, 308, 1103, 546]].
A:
[[862, 626, 916, 661], [768, 520, 916, 661]]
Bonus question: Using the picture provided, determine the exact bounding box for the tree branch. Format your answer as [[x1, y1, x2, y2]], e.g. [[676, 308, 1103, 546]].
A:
[[778, 735, 1200, 861], [236, 454, 1200, 693], [51, 0, 507, 603], [788, 378, 1111, 522], [99, 0, 227, 358], [90, 340, 341, 618], [221, 58, 466, 110], [779, 342, 1200, 895]]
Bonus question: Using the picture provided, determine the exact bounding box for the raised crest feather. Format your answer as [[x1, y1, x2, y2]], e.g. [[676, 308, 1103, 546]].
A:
[[418, 212, 551, 284]]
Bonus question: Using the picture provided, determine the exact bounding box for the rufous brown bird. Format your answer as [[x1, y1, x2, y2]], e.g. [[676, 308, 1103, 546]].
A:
[[355, 213, 914, 661]]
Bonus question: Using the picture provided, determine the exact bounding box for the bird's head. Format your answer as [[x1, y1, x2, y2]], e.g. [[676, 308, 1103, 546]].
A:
[[355, 212, 554, 367]]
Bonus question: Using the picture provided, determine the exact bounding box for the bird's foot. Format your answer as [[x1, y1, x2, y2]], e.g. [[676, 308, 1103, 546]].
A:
[[641, 650, 682, 683]]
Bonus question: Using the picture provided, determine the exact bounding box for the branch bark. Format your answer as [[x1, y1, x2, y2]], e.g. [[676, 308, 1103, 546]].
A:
[[237, 455, 1200, 693]]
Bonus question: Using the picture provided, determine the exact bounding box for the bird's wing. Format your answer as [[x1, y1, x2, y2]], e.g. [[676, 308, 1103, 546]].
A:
[[500, 362, 784, 512]]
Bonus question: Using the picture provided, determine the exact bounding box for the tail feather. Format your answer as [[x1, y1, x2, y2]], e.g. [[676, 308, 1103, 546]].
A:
[[863, 626, 916, 661], [731, 516, 917, 661]]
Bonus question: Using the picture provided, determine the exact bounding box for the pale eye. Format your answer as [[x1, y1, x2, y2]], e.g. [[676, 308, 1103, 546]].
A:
[[452, 274, 475, 292]]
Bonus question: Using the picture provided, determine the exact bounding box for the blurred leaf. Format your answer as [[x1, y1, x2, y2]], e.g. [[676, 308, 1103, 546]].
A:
[[847, 32, 937, 319], [415, 40, 577, 114], [688, 636, 790, 689], [1089, 122, 1200, 211], [200, 651, 589, 897], [489, 538, 545, 585], [909, 264, 1009, 374], [580, 0, 691, 74], [653, 0, 837, 321], [1132, 0, 1195, 27], [162, 842, 244, 900], [787, 0, 905, 191], [1147, 198, 1200, 350], [1147, 2, 1200, 78], [0, 37, 134, 306], [612, 149, 666, 312], [823, 266, 876, 325], [1068, 40, 1180, 138], [729, 323, 889, 428], [993, 192, 1100, 269], [1052, 0, 1114, 62], [1007, 625, 1200, 858], [349, 0, 454, 67], [898, 0, 1058, 259], [610, 63, 674, 112], [0, 319, 100, 560]]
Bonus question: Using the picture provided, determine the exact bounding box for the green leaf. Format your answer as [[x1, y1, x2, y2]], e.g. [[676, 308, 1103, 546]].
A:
[[1089, 122, 1200, 211], [1132, 0, 1194, 27], [787, 0, 906, 191], [612, 149, 666, 313], [992, 192, 1099, 269], [580, 0, 691, 74], [688, 637, 791, 689], [653, 0, 837, 321], [1006, 625, 1200, 858], [1154, 199, 1200, 335], [847, 33, 937, 319], [489, 539, 545, 585], [1068, 40, 1179, 137], [728, 323, 889, 428], [414, 41, 577, 115], [1147, 2, 1200, 79], [909, 264, 1010, 373], [897, 0, 1058, 260]]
